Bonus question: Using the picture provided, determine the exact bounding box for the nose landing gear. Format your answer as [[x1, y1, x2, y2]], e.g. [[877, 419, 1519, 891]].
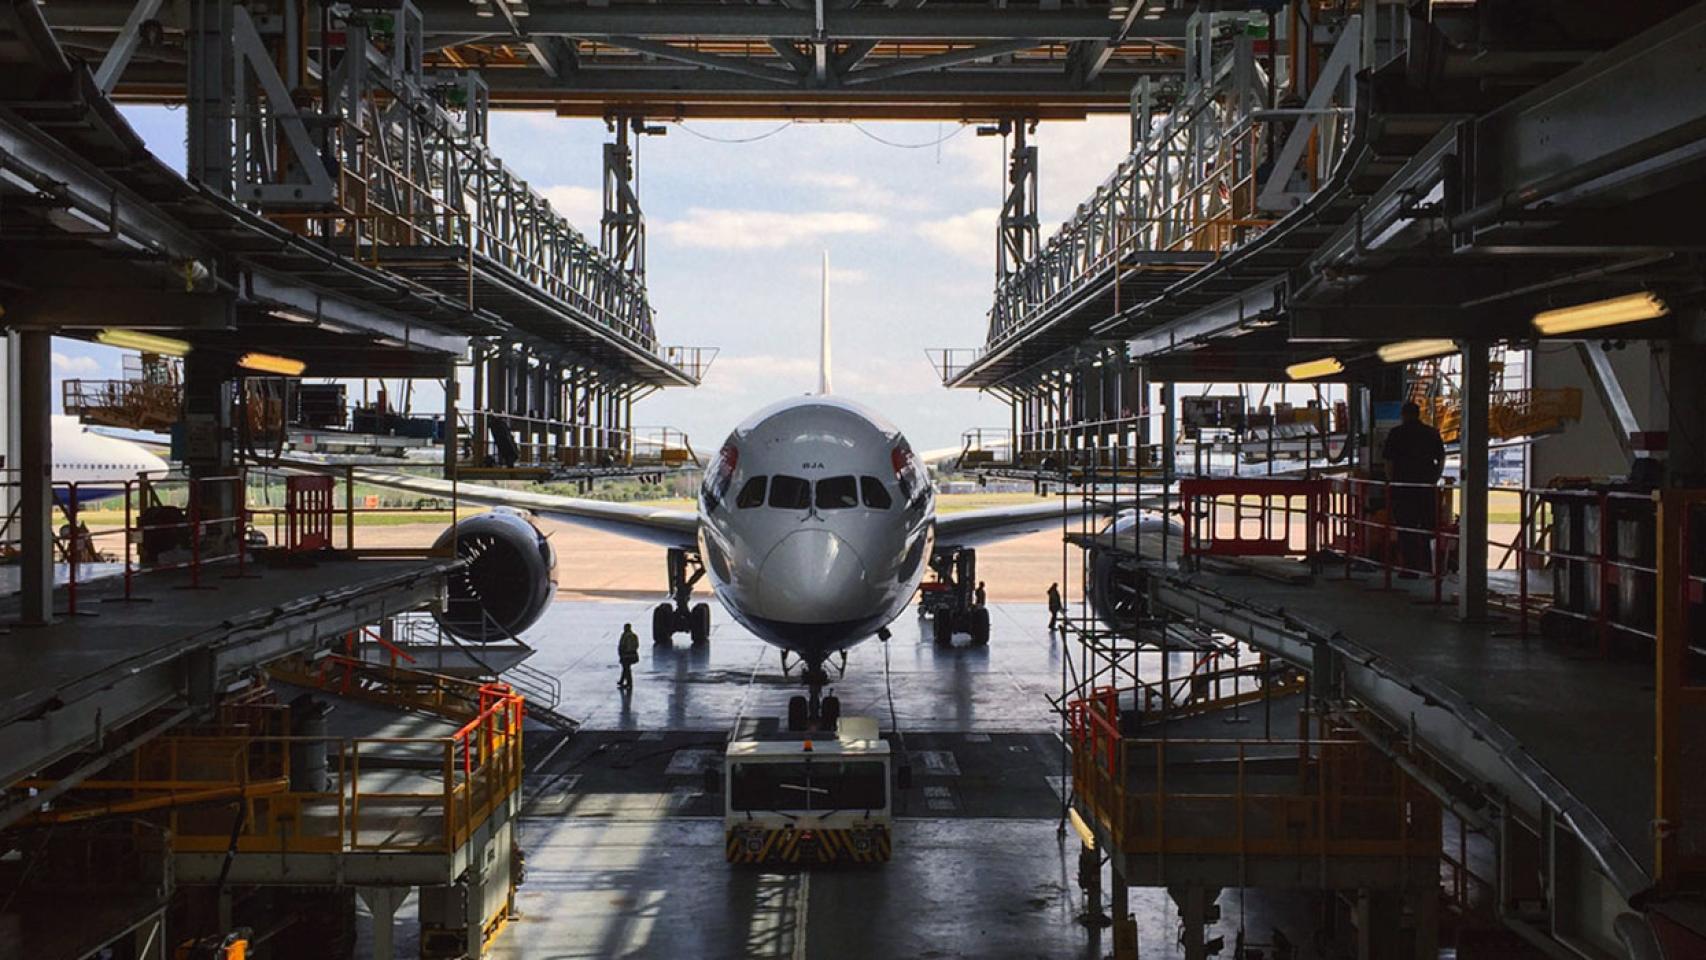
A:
[[652, 547, 712, 645], [786, 661, 840, 732]]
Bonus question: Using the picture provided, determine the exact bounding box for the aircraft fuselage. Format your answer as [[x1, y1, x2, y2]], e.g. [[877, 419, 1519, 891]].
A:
[[697, 397, 935, 663]]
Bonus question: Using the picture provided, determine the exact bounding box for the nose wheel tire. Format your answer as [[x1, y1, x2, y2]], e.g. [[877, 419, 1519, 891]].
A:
[[821, 695, 841, 729], [652, 603, 674, 644], [690, 602, 712, 645], [787, 695, 809, 732]]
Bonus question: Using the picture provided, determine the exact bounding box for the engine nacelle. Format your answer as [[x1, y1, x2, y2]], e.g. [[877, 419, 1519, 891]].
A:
[[432, 508, 557, 642], [1087, 510, 1178, 632]]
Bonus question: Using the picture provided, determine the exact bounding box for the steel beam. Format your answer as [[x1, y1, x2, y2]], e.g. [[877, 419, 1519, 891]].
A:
[[0, 101, 208, 263], [600, 37, 800, 85], [92, 0, 165, 94], [1573, 341, 1641, 459], [242, 271, 467, 358], [1, 287, 233, 331], [16, 330, 50, 626], [1460, 3, 1706, 232], [1458, 341, 1490, 621], [843, 38, 1043, 86]]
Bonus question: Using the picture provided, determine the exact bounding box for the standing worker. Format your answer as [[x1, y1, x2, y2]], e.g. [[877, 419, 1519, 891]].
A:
[[974, 581, 987, 609], [616, 622, 639, 689], [1381, 401, 1447, 578], [1046, 582, 1063, 632]]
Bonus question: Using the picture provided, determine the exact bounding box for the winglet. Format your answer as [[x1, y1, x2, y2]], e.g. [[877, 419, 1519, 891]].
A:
[[818, 249, 833, 395]]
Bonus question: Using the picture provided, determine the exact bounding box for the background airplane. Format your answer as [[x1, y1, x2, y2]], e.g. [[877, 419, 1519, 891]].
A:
[[47, 415, 171, 505]]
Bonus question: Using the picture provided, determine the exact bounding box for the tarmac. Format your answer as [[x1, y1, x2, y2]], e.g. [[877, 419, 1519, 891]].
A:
[[345, 597, 1338, 959]]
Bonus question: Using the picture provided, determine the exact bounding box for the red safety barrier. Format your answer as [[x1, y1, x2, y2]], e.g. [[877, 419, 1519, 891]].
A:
[[1067, 686, 1121, 770], [1178, 478, 1328, 559], [286, 475, 335, 552]]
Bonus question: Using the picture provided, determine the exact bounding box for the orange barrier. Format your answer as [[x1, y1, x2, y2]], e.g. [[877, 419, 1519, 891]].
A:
[[1178, 477, 1327, 559]]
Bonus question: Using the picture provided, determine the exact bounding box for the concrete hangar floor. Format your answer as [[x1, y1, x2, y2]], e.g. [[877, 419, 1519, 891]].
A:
[[342, 528, 1313, 959]]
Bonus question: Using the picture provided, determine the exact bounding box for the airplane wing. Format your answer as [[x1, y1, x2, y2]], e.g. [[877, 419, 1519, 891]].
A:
[[344, 467, 699, 550], [935, 498, 1121, 549]]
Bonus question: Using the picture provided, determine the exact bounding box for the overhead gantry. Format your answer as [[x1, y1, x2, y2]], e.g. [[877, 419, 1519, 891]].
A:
[[48, 0, 1199, 121]]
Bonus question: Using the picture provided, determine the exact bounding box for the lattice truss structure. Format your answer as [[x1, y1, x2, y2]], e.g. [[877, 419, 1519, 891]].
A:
[[985, 10, 1365, 350], [187, 0, 661, 358]]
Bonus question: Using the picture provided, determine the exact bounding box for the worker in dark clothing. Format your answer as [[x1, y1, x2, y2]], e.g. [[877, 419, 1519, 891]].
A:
[[974, 581, 987, 608], [1381, 401, 1447, 577], [617, 623, 639, 689], [1046, 582, 1063, 631]]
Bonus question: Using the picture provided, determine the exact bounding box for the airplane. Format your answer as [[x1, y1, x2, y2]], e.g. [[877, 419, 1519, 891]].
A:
[[47, 416, 171, 505], [347, 254, 1104, 729]]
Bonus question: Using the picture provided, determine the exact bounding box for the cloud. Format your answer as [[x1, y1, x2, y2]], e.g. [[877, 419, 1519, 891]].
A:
[[51, 352, 101, 375], [538, 184, 603, 235], [916, 207, 997, 263], [655, 208, 884, 250], [791, 171, 932, 212]]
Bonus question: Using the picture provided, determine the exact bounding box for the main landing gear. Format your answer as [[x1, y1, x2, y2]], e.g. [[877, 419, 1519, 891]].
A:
[[652, 547, 712, 645], [786, 659, 842, 733]]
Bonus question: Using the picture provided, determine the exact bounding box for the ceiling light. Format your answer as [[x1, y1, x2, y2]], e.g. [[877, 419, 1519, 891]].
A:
[[1532, 292, 1669, 335], [96, 329, 191, 356], [238, 352, 306, 376], [1286, 356, 1344, 381], [1377, 338, 1458, 363]]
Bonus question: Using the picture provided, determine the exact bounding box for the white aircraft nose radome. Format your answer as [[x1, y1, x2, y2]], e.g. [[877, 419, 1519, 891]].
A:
[[756, 528, 873, 623]]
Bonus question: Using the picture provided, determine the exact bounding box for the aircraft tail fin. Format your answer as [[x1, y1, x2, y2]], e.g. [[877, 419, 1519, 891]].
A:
[[818, 250, 832, 395]]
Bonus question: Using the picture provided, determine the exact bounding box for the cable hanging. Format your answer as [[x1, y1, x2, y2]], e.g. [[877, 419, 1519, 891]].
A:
[[849, 120, 970, 149], [670, 120, 796, 143]]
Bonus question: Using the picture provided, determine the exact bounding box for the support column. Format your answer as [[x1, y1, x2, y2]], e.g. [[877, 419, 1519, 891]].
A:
[[1661, 311, 1706, 486], [1458, 342, 1490, 620], [1, 331, 19, 563], [358, 886, 408, 960], [1110, 864, 1137, 959], [997, 119, 1039, 282], [443, 368, 458, 479], [1168, 885, 1219, 960], [17, 331, 51, 625], [186, 0, 235, 194]]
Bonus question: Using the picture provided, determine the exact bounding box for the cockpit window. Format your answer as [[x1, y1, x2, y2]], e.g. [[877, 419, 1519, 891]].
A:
[[768, 475, 812, 510], [860, 476, 893, 510], [735, 476, 768, 509], [815, 476, 859, 510]]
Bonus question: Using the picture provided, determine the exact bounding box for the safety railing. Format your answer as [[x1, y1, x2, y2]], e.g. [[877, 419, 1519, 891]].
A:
[[956, 427, 1014, 469], [56, 682, 528, 857], [1, 471, 251, 616], [1171, 472, 1675, 654], [1010, 413, 1168, 472], [61, 377, 183, 432], [1179, 478, 1328, 560], [1068, 697, 1437, 860], [632, 426, 700, 468], [3, 465, 458, 616], [457, 408, 634, 471]]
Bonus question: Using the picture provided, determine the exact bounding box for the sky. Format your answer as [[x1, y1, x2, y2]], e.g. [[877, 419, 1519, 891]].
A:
[[51, 106, 1139, 450]]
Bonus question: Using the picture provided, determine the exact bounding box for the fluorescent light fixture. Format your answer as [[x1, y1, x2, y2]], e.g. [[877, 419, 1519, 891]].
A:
[[1532, 292, 1668, 335], [96, 328, 191, 356], [1286, 356, 1344, 381], [238, 352, 306, 376], [1377, 338, 1458, 363]]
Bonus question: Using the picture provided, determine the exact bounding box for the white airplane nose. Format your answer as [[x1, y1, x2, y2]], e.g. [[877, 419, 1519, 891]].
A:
[[757, 528, 872, 623]]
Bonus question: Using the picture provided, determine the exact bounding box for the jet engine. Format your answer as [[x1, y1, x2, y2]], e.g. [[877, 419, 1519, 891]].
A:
[[432, 508, 557, 642], [1087, 510, 1178, 632]]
